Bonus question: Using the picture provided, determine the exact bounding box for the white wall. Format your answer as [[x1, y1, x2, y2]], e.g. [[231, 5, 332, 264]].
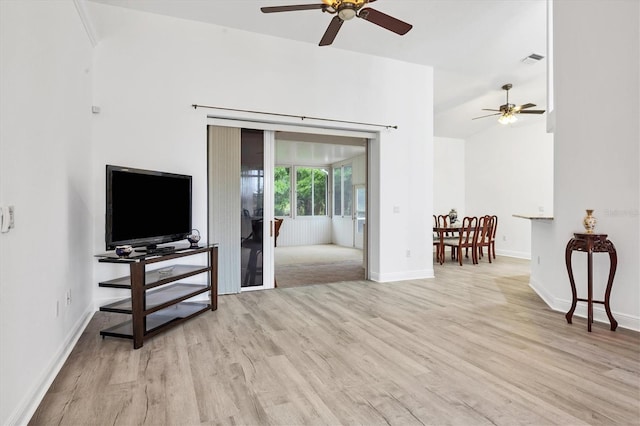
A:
[[0, 1, 95, 424], [1, 1, 433, 419], [433, 137, 465, 218], [277, 217, 332, 247], [530, 0, 639, 330], [465, 120, 554, 258], [88, 3, 434, 286]]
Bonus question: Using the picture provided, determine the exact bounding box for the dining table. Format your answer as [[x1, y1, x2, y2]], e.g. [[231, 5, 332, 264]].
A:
[[433, 223, 461, 264]]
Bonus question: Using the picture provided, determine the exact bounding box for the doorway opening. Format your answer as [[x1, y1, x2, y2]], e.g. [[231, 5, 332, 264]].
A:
[[208, 118, 375, 294], [273, 131, 367, 288]]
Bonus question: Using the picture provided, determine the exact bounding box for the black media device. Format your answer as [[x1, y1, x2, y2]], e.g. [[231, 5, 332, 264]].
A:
[[105, 164, 192, 252]]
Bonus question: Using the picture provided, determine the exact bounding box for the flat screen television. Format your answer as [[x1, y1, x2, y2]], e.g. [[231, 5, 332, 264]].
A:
[[106, 165, 192, 252]]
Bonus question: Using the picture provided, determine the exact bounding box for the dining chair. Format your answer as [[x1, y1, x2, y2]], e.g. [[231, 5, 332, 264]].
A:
[[475, 215, 493, 263], [433, 215, 440, 263], [273, 218, 284, 287], [274, 218, 284, 247], [437, 215, 450, 234], [444, 216, 478, 265], [436, 214, 458, 263], [241, 219, 263, 286], [490, 215, 498, 259]]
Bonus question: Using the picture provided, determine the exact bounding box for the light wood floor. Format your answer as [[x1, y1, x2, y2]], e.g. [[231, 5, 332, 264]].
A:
[[30, 257, 640, 425]]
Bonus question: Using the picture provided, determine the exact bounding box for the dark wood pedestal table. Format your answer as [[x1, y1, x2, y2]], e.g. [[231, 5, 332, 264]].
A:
[[565, 233, 618, 332]]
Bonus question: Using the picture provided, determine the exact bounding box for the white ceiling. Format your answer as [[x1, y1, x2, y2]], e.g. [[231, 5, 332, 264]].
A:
[[89, 0, 548, 140], [276, 132, 366, 165]]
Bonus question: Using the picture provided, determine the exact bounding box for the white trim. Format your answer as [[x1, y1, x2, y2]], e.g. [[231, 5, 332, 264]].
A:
[[206, 116, 378, 140], [8, 306, 94, 426], [495, 249, 531, 260], [240, 285, 268, 293], [370, 269, 435, 283], [73, 0, 98, 47], [205, 112, 380, 284], [262, 130, 276, 290], [530, 278, 640, 332]]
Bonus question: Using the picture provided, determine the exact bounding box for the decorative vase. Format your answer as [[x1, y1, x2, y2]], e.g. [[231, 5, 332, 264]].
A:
[[448, 208, 458, 225], [583, 209, 596, 234], [187, 229, 201, 248], [115, 245, 133, 258]]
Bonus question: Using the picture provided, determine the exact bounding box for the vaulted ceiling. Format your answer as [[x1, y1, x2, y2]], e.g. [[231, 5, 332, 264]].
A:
[[89, 0, 548, 140]]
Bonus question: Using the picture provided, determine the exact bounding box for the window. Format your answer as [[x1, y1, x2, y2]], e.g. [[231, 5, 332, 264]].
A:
[[296, 167, 328, 216], [274, 166, 291, 216], [275, 166, 328, 217], [333, 164, 352, 217], [343, 165, 352, 216], [333, 167, 341, 215]]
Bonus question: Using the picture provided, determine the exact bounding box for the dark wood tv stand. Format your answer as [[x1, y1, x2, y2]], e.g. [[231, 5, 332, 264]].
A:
[[97, 244, 218, 349]]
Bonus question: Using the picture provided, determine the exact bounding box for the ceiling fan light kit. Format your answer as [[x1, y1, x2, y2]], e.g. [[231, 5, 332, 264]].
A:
[[337, 3, 357, 20], [261, 0, 412, 46], [473, 83, 546, 125], [498, 113, 517, 125]]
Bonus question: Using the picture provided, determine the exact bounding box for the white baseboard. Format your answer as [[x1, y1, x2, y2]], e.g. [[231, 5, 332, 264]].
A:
[[369, 268, 435, 282], [530, 277, 640, 332], [495, 249, 531, 260], [9, 306, 95, 426]]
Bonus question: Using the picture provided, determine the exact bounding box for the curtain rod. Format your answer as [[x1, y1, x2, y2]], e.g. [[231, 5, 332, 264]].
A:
[[191, 104, 397, 130]]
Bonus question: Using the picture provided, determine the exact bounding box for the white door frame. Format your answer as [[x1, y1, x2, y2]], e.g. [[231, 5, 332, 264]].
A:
[[238, 129, 275, 293], [208, 116, 377, 289], [354, 183, 366, 250]]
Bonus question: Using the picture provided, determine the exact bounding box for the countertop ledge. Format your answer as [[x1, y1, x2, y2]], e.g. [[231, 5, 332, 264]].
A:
[[513, 214, 554, 220]]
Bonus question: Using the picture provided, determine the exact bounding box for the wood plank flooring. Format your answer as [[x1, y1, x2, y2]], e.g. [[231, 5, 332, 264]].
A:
[[30, 257, 640, 425]]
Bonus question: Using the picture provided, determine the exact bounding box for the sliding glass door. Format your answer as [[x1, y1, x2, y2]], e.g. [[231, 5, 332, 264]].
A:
[[208, 126, 275, 294], [240, 129, 275, 290]]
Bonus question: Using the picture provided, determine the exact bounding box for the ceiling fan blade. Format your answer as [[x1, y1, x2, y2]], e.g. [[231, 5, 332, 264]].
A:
[[518, 109, 546, 114], [472, 113, 502, 120], [319, 16, 344, 46], [513, 103, 536, 112], [357, 8, 412, 35], [516, 103, 537, 110], [261, 3, 325, 13], [481, 109, 501, 112]]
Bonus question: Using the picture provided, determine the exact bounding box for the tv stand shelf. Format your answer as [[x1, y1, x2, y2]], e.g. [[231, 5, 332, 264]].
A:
[[99, 265, 210, 290], [98, 244, 218, 349]]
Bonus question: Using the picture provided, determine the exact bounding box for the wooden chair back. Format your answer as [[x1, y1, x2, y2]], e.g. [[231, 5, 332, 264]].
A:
[[437, 214, 451, 236], [475, 215, 493, 263], [489, 215, 498, 259], [274, 218, 284, 247], [443, 216, 478, 265], [458, 216, 477, 247]]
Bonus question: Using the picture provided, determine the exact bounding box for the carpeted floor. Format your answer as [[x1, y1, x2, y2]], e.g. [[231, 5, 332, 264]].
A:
[[275, 244, 365, 288]]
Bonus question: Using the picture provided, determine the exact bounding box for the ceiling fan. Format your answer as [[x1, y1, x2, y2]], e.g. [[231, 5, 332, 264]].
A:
[[260, 0, 412, 46], [473, 83, 546, 124]]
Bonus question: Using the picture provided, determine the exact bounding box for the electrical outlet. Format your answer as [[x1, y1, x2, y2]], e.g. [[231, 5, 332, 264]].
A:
[[502, 235, 507, 241], [406, 250, 411, 258], [537, 256, 541, 265], [56, 300, 60, 318], [65, 289, 72, 306]]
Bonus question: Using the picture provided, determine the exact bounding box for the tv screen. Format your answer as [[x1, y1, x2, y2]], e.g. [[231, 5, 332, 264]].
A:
[[106, 165, 192, 251]]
